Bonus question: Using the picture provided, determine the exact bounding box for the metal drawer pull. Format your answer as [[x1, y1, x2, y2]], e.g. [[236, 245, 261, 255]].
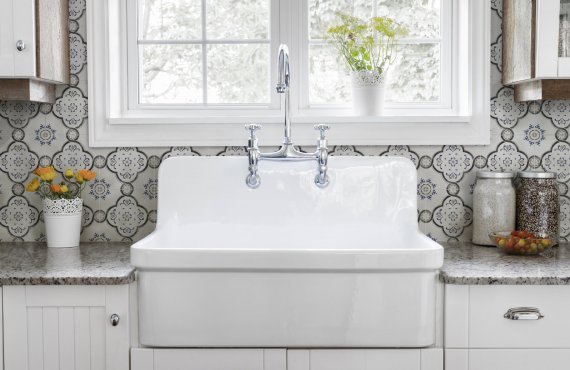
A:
[[504, 307, 544, 320]]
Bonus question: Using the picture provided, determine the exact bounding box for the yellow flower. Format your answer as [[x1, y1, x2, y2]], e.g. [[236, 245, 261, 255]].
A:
[[25, 177, 40, 192], [60, 185, 69, 193], [75, 173, 84, 184], [64, 169, 74, 179], [50, 184, 62, 193], [77, 169, 96, 181], [34, 166, 56, 182]]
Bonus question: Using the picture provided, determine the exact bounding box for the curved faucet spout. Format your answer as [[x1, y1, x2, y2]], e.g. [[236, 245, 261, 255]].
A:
[[276, 44, 290, 94], [276, 44, 291, 144]]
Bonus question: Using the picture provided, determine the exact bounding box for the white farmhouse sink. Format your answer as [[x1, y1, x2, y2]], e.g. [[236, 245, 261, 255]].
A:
[[131, 156, 443, 348]]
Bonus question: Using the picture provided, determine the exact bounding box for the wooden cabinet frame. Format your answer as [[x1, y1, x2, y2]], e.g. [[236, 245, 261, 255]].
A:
[[503, 0, 570, 101], [0, 0, 69, 103]]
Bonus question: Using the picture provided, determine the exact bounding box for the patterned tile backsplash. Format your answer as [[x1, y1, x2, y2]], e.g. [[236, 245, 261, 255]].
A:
[[0, 1, 568, 243]]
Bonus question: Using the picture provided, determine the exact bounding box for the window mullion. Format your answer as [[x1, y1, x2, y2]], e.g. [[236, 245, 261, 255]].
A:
[[270, 0, 286, 110], [201, 0, 208, 105], [441, 0, 453, 110], [292, 0, 309, 112]]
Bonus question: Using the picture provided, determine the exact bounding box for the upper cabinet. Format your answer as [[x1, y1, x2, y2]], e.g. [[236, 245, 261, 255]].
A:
[[503, 0, 570, 102], [0, 0, 69, 103]]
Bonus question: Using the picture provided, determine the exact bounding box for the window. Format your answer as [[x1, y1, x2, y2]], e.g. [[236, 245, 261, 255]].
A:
[[87, 0, 489, 147], [304, 0, 449, 109], [134, 0, 273, 106]]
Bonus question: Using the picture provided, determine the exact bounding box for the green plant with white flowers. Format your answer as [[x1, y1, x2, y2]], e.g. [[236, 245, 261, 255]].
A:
[[327, 12, 407, 75]]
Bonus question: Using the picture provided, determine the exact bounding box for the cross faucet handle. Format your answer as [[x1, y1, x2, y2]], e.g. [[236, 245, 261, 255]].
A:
[[314, 124, 330, 139], [245, 124, 262, 138]]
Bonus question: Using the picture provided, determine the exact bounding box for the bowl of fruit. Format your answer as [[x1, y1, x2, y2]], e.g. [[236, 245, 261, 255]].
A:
[[489, 231, 553, 255]]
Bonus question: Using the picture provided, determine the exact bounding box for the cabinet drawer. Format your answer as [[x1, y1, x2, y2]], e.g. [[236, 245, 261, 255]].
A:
[[469, 286, 570, 348], [469, 349, 570, 370]]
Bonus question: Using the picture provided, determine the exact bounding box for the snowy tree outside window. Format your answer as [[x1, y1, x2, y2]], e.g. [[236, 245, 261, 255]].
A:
[[137, 0, 445, 107], [138, 0, 271, 105]]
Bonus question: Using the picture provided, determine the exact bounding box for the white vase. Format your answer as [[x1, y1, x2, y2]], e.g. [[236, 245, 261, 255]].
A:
[[351, 70, 387, 116], [43, 198, 83, 248]]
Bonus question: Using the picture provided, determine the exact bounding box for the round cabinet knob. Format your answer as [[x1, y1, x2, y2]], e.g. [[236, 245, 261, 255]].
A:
[[16, 40, 25, 51], [110, 314, 120, 326]]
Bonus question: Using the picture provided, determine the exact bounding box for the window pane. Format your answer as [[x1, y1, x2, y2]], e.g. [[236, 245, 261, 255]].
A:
[[308, 43, 440, 105], [140, 44, 203, 104], [309, 44, 351, 105], [207, 44, 270, 104], [139, 0, 201, 40], [309, 0, 372, 39], [376, 0, 440, 38], [386, 43, 440, 103], [207, 0, 269, 39]]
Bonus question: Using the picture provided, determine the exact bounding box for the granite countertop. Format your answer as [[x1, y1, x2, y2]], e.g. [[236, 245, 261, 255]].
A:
[[0, 242, 134, 285], [3, 241, 570, 286], [441, 242, 570, 285]]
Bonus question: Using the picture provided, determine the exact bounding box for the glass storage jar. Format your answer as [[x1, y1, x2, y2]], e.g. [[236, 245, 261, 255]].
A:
[[472, 171, 516, 246], [516, 171, 560, 245]]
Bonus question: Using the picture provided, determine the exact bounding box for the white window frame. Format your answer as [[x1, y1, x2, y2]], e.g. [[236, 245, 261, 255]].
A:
[[87, 0, 490, 147]]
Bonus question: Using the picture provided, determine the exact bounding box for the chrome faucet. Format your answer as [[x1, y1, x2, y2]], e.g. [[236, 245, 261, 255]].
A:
[[245, 44, 330, 189], [276, 44, 292, 144]]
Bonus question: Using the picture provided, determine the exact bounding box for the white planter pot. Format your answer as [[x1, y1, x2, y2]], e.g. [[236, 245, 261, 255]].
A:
[[351, 70, 387, 116], [43, 198, 83, 248]]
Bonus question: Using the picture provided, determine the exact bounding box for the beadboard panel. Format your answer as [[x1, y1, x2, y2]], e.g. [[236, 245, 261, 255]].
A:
[[2, 285, 129, 370]]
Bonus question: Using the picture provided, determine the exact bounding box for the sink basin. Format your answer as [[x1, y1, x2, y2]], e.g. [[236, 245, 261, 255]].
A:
[[131, 156, 443, 347]]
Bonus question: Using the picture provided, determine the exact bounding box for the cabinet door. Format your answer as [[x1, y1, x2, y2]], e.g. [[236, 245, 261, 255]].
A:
[[131, 349, 286, 370], [535, 0, 570, 77], [0, 287, 3, 370], [3, 285, 129, 370], [287, 350, 422, 370], [0, 0, 36, 77], [0, 0, 15, 75]]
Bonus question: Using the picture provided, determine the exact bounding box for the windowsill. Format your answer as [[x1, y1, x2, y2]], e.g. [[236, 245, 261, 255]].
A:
[[91, 114, 486, 147]]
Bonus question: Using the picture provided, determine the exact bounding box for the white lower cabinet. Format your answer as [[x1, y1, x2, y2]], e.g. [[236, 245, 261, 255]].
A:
[[288, 349, 442, 370], [444, 284, 570, 370], [469, 349, 570, 370], [0, 287, 3, 370], [131, 349, 286, 370], [3, 285, 130, 370], [131, 348, 443, 370]]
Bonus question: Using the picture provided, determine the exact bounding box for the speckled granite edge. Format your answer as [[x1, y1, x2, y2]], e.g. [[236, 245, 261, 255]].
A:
[[440, 242, 570, 285], [439, 273, 570, 286], [0, 275, 135, 286], [0, 242, 135, 286]]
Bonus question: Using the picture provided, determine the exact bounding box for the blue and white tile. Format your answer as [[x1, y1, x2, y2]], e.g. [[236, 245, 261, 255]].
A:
[[107, 147, 148, 182]]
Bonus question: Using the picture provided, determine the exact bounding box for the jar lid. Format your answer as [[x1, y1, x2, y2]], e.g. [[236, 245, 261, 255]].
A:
[[476, 171, 515, 179], [517, 171, 557, 179]]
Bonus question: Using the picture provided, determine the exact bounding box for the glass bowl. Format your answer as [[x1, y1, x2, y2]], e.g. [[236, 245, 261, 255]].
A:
[[489, 231, 553, 255]]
